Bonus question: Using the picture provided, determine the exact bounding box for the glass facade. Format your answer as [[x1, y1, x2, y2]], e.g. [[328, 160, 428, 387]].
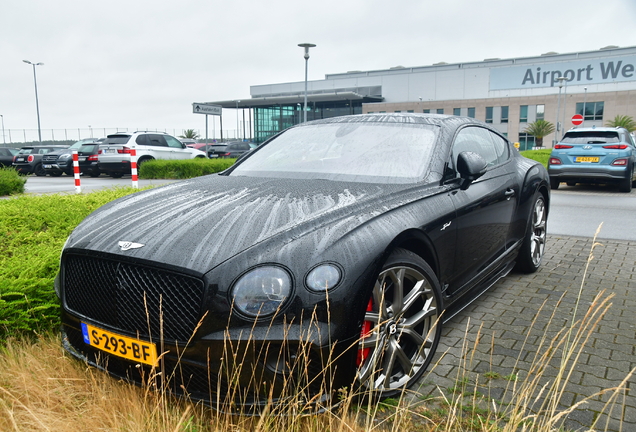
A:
[[518, 133, 535, 151], [520, 105, 528, 122], [467, 107, 475, 118], [501, 106, 509, 123], [485, 107, 493, 123], [576, 101, 604, 121], [536, 104, 545, 120], [253, 101, 362, 143]]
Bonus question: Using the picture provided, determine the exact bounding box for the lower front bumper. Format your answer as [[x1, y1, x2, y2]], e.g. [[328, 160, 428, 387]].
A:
[[61, 318, 356, 412]]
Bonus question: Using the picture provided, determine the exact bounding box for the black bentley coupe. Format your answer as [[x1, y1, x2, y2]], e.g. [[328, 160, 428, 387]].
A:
[[57, 113, 549, 409]]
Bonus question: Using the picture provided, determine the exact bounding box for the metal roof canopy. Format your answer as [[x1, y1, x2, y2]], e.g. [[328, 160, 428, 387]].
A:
[[205, 91, 383, 109]]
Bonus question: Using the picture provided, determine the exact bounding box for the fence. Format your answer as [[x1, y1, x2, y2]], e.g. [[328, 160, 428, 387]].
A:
[[0, 128, 249, 145]]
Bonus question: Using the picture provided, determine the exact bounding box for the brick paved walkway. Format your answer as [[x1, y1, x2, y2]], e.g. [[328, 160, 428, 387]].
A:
[[414, 235, 635, 431]]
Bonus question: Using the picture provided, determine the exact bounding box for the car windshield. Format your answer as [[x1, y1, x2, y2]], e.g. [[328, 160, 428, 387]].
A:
[[230, 122, 438, 184], [561, 131, 620, 144], [78, 144, 99, 153], [103, 135, 131, 145]]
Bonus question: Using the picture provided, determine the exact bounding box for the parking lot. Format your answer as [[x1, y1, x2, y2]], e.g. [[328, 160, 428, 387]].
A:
[[421, 234, 635, 431]]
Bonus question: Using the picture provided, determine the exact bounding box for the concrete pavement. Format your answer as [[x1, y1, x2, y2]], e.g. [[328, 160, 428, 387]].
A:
[[416, 234, 635, 431]]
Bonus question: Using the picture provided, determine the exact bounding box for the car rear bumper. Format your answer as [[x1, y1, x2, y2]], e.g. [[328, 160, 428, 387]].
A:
[[548, 165, 629, 182], [98, 161, 131, 174]]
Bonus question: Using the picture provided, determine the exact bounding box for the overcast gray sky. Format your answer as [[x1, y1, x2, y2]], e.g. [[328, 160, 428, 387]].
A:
[[2, 0, 636, 142]]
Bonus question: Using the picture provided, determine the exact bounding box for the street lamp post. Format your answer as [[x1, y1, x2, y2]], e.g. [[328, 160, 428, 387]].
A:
[[0, 115, 5, 145], [23, 60, 44, 143], [298, 43, 316, 123], [554, 76, 567, 144], [236, 100, 241, 140], [582, 87, 588, 128]]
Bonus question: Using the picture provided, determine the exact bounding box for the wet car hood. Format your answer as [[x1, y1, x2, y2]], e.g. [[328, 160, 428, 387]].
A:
[[65, 175, 424, 273]]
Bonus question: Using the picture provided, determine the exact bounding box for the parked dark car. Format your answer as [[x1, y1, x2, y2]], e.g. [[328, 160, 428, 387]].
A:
[[207, 141, 255, 158], [13, 145, 69, 176], [57, 114, 549, 410], [0, 148, 19, 168], [42, 138, 102, 176], [548, 127, 636, 192]]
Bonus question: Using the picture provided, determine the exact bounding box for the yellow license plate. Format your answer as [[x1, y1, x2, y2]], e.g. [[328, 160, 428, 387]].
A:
[[575, 157, 600, 163], [81, 323, 158, 366]]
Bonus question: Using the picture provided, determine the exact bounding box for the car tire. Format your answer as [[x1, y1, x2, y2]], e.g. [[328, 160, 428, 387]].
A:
[[137, 157, 154, 169], [34, 163, 46, 177], [514, 193, 547, 274], [566, 181, 576, 187], [50, 171, 63, 177], [110, 172, 123, 178], [89, 169, 100, 178], [356, 248, 442, 397], [618, 169, 633, 193], [549, 177, 560, 190], [195, 155, 206, 159]]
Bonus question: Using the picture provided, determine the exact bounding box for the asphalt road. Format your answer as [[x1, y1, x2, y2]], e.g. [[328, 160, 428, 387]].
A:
[[548, 183, 636, 241], [22, 174, 180, 194]]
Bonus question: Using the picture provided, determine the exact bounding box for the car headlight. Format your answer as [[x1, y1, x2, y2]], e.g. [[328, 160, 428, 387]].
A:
[[231, 266, 291, 317], [58, 154, 71, 160], [306, 264, 341, 291]]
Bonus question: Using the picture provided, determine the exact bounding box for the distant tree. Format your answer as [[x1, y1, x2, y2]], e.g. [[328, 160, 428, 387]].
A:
[[179, 129, 200, 139], [523, 120, 555, 148], [605, 115, 636, 132]]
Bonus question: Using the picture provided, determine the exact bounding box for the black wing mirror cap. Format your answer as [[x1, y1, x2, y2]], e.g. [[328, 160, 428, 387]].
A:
[[457, 151, 487, 189]]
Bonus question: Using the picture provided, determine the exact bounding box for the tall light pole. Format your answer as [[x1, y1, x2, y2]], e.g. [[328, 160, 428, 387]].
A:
[[235, 100, 240, 140], [582, 87, 588, 128], [554, 76, 566, 144], [0, 115, 5, 145], [23, 60, 44, 142], [298, 43, 316, 123]]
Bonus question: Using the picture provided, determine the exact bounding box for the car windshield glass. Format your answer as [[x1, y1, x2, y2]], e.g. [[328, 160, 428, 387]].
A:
[[102, 136, 131, 145], [78, 144, 98, 153], [230, 122, 438, 184], [561, 131, 620, 144]]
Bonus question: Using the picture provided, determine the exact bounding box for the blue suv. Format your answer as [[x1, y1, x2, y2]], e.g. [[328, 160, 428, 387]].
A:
[[548, 127, 636, 192]]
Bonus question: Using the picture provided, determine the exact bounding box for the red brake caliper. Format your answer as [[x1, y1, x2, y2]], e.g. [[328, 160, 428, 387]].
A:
[[356, 298, 374, 366]]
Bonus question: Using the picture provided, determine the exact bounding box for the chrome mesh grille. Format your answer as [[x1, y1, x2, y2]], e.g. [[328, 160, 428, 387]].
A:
[[63, 254, 205, 343]]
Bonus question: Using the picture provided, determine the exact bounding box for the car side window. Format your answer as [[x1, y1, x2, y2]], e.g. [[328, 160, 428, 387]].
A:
[[452, 127, 499, 167], [135, 135, 149, 146], [487, 132, 510, 164], [148, 134, 168, 147], [165, 136, 184, 149]]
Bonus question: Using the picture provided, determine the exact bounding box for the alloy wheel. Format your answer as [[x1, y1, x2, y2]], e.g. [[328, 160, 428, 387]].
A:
[[357, 263, 440, 393]]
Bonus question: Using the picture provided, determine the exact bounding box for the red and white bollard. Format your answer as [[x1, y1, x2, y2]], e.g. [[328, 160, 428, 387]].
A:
[[72, 151, 81, 194], [130, 148, 139, 189]]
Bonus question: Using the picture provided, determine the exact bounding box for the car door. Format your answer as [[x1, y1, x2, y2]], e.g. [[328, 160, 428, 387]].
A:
[[164, 135, 191, 160], [144, 134, 173, 160], [445, 126, 517, 294]]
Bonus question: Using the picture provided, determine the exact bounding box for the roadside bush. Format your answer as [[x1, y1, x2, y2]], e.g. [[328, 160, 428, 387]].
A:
[[520, 149, 551, 169], [0, 167, 26, 196], [140, 158, 236, 179], [0, 188, 144, 339]]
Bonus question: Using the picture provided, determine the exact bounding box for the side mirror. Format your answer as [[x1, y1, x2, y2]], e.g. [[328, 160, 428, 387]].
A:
[[457, 151, 487, 190]]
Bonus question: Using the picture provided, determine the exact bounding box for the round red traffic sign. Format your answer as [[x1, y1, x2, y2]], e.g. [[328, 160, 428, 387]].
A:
[[572, 114, 584, 125]]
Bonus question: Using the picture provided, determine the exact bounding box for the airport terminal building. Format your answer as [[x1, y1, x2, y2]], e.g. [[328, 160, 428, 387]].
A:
[[209, 45, 636, 149]]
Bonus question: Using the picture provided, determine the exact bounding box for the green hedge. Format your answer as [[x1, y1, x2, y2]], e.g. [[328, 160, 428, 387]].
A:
[[0, 188, 144, 340], [0, 167, 27, 196], [140, 158, 236, 179], [520, 149, 551, 169]]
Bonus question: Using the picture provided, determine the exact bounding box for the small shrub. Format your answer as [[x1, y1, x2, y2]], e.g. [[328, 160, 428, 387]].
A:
[[0, 167, 26, 196], [140, 158, 236, 179], [520, 149, 551, 169]]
